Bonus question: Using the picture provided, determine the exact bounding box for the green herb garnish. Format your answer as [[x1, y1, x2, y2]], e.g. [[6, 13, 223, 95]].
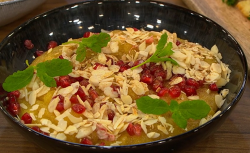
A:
[[131, 33, 178, 70], [63, 32, 111, 62], [222, 0, 238, 6], [136, 96, 211, 129], [3, 59, 72, 92]]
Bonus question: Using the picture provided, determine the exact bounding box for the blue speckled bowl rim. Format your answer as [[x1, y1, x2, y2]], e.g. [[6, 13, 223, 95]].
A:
[[0, 0, 248, 151]]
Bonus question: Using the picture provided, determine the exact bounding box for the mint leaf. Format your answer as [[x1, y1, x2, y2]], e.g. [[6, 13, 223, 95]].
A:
[[131, 33, 177, 70], [169, 100, 179, 112], [36, 59, 72, 87], [179, 100, 211, 120], [156, 32, 167, 52], [136, 96, 211, 129], [64, 32, 111, 62], [157, 42, 174, 57], [37, 72, 57, 87], [136, 96, 170, 115], [76, 43, 87, 62], [3, 66, 34, 92], [37, 59, 72, 77], [172, 111, 187, 129], [82, 32, 111, 53]]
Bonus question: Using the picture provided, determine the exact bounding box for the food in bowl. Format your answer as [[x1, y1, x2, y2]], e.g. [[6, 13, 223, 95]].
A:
[[2, 28, 231, 146]]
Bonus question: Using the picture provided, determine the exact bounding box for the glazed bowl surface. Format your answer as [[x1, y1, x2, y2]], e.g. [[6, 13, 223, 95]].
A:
[[0, 0, 247, 153]]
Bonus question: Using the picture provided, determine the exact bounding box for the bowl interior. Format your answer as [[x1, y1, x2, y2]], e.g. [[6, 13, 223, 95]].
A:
[[0, 0, 248, 152]]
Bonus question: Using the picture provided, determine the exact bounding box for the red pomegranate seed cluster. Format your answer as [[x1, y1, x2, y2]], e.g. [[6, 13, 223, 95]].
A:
[[138, 62, 218, 98], [53, 75, 101, 114], [126, 123, 142, 136], [116, 60, 131, 72], [21, 112, 32, 124], [4, 91, 21, 117]]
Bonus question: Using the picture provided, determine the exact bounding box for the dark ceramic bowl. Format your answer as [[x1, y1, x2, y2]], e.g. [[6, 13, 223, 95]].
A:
[[0, 0, 248, 153]]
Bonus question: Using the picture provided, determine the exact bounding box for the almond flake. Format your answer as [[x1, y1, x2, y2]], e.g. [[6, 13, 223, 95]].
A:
[[30, 104, 39, 111], [48, 96, 60, 113], [64, 125, 78, 135], [157, 125, 169, 135], [56, 133, 67, 141], [29, 113, 36, 121], [38, 108, 45, 118], [147, 132, 160, 138], [20, 103, 28, 109]]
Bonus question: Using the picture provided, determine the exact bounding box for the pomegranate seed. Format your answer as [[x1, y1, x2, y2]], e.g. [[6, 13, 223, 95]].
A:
[[176, 40, 181, 46], [74, 76, 84, 82], [47, 41, 58, 50], [145, 36, 154, 44], [21, 112, 32, 124], [169, 86, 181, 98], [59, 76, 71, 88], [198, 79, 205, 87], [76, 87, 87, 101], [209, 83, 219, 91], [133, 28, 139, 31], [127, 123, 135, 136], [41, 131, 49, 136], [116, 60, 124, 66], [81, 137, 93, 145], [150, 64, 163, 74], [83, 32, 91, 38], [35, 51, 44, 57], [7, 101, 20, 116], [140, 73, 154, 84], [31, 126, 49, 136], [133, 124, 142, 136], [177, 77, 186, 90], [88, 88, 99, 100], [186, 78, 199, 89], [93, 63, 105, 70], [154, 69, 166, 79], [8, 95, 17, 103], [53, 95, 65, 112], [56, 101, 64, 112], [7, 90, 20, 99], [142, 68, 151, 75], [126, 123, 142, 136], [59, 55, 64, 59], [152, 79, 163, 91], [31, 126, 42, 132], [119, 64, 130, 72], [184, 85, 197, 96], [107, 109, 115, 121], [55, 78, 60, 87], [70, 94, 79, 104], [69, 77, 77, 84], [157, 87, 169, 97], [24, 40, 34, 49], [79, 79, 89, 87], [72, 103, 86, 114]]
